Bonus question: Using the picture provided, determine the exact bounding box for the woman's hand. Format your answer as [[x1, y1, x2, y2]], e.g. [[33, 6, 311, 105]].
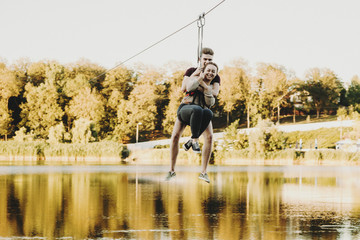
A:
[[198, 71, 205, 81], [191, 67, 204, 77]]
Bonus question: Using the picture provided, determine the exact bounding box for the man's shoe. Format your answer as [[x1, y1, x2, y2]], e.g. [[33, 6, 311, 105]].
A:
[[165, 171, 176, 181], [192, 141, 201, 154], [183, 140, 192, 151], [199, 173, 210, 183]]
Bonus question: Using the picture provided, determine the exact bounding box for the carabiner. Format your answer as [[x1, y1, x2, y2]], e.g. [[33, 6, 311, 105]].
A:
[[197, 12, 205, 28]]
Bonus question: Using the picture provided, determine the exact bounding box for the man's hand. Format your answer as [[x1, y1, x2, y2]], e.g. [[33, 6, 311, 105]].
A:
[[191, 67, 203, 77]]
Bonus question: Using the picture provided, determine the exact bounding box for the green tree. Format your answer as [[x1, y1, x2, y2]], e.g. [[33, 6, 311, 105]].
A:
[[299, 68, 343, 118], [346, 75, 360, 106]]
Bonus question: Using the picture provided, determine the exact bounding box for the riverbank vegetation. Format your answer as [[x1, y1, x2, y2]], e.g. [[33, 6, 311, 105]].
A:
[[1, 58, 360, 145], [0, 141, 129, 162], [1, 57, 360, 164], [214, 112, 360, 164], [148, 110, 360, 165]]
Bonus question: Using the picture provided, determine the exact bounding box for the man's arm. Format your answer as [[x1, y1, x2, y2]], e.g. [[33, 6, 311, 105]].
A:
[[182, 74, 204, 92], [181, 68, 202, 92]]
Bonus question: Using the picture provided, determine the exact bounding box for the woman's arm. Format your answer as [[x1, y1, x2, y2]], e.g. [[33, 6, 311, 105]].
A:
[[198, 81, 219, 96], [198, 80, 215, 107], [212, 82, 220, 97], [183, 75, 204, 92], [204, 94, 215, 107], [181, 68, 204, 92]]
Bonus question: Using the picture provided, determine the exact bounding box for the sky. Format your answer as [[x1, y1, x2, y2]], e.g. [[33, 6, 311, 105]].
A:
[[1, 0, 360, 82]]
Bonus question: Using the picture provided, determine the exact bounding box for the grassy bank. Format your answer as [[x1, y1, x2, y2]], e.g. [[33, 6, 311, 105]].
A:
[[1, 141, 359, 165], [128, 148, 360, 166], [0, 141, 129, 163], [1, 123, 359, 166]]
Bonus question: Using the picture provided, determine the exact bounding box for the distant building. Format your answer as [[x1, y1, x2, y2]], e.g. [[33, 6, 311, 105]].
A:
[[289, 91, 313, 109], [335, 139, 360, 152]]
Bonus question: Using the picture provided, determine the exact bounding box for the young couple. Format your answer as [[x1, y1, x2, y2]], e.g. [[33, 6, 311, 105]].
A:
[[166, 47, 220, 183]]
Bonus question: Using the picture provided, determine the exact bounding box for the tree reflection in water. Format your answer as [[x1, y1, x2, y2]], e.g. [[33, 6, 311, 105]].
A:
[[0, 165, 360, 239]]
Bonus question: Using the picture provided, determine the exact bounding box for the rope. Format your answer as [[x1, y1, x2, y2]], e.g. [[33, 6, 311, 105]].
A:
[[90, 0, 226, 82]]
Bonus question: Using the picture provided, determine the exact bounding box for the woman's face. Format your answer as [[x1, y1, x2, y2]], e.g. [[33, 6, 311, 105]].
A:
[[203, 64, 218, 81]]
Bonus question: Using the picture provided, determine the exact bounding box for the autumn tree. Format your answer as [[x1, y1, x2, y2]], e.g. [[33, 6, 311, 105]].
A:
[[102, 67, 135, 135], [10, 58, 30, 87], [20, 82, 64, 138], [0, 67, 22, 138], [116, 68, 166, 141], [218, 61, 245, 125], [0, 101, 11, 139], [220, 59, 255, 127], [27, 61, 47, 86], [162, 70, 184, 135], [6, 59, 29, 135], [68, 59, 106, 91], [67, 87, 105, 127], [256, 63, 293, 123], [60, 72, 93, 132]]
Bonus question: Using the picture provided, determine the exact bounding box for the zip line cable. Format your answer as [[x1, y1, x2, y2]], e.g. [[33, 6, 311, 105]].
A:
[[90, 0, 225, 82]]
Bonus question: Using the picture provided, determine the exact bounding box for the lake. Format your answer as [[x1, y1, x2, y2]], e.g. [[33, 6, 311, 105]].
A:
[[0, 165, 360, 239]]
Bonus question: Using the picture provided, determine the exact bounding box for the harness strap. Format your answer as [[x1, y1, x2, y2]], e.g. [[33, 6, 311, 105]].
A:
[[186, 90, 207, 108]]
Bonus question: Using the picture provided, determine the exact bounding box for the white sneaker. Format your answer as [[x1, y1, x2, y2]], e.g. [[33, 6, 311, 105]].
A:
[[192, 141, 201, 154], [199, 173, 210, 183], [165, 171, 176, 181]]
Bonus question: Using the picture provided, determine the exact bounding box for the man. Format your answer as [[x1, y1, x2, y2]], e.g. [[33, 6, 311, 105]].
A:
[[166, 47, 220, 183]]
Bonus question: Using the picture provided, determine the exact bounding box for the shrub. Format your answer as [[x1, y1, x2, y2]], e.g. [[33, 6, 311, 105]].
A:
[[72, 118, 97, 143], [248, 119, 287, 159], [222, 119, 249, 150], [48, 123, 66, 143]]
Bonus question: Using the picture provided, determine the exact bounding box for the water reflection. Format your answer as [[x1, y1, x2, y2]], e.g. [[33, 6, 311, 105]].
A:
[[0, 166, 360, 239]]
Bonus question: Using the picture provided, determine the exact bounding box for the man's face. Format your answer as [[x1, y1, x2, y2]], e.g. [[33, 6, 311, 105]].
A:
[[200, 54, 213, 67]]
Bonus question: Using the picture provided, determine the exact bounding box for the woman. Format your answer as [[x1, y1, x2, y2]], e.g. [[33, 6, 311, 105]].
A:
[[177, 61, 219, 154], [166, 49, 220, 183]]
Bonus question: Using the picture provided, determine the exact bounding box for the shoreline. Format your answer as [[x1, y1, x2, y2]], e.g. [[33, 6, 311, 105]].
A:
[[1, 149, 359, 166]]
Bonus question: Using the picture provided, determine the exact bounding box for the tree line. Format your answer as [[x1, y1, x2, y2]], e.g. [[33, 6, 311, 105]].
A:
[[0, 58, 359, 143]]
